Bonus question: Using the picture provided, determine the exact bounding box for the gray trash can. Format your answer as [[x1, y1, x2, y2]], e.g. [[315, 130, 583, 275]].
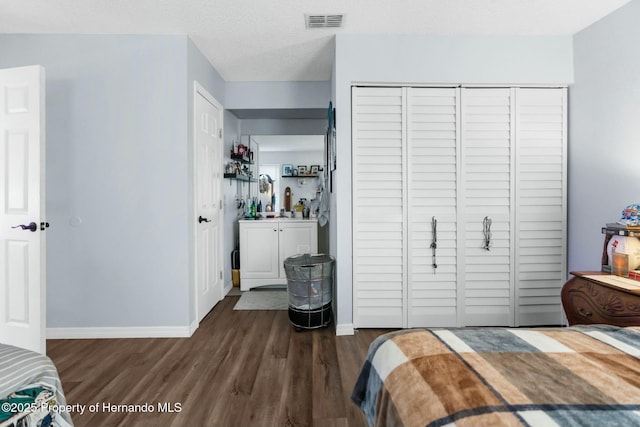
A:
[[283, 253, 334, 330]]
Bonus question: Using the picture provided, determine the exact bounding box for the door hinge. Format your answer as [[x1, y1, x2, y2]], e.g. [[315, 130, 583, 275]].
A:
[[219, 128, 223, 138], [220, 271, 223, 280], [219, 200, 222, 209]]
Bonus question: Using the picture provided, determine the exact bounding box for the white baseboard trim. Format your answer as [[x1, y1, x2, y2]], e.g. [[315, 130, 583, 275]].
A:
[[335, 323, 355, 336], [189, 319, 198, 337], [224, 281, 233, 295], [47, 325, 193, 340]]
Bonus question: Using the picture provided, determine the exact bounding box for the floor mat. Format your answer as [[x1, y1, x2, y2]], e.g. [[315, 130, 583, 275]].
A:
[[233, 290, 288, 310]]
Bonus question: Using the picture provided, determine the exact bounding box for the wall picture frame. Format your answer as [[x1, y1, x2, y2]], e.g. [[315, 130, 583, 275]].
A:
[[329, 128, 336, 172], [298, 165, 307, 176], [282, 164, 293, 176], [310, 165, 320, 175]]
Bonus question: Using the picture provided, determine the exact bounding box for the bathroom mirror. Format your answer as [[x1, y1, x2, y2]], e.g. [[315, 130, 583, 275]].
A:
[[248, 135, 324, 213]]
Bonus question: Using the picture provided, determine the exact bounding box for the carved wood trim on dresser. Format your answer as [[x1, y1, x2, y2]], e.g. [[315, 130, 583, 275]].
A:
[[561, 271, 640, 326]]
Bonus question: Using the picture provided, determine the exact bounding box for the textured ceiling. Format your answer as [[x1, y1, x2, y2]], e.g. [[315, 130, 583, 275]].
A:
[[0, 0, 632, 82]]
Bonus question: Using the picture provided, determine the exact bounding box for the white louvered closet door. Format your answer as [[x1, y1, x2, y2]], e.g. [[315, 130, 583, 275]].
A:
[[407, 88, 459, 327], [514, 88, 567, 325], [352, 86, 567, 329], [460, 88, 515, 326], [352, 87, 405, 328]]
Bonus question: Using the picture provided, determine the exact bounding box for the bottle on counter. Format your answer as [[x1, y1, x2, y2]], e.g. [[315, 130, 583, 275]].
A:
[[245, 196, 252, 218], [251, 198, 256, 217]]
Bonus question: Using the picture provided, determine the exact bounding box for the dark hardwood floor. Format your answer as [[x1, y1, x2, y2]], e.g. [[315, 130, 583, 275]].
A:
[[47, 293, 389, 427]]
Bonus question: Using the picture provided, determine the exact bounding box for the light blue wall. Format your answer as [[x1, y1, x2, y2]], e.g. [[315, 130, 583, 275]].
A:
[[226, 81, 330, 109], [0, 35, 191, 328], [240, 119, 326, 135], [570, 0, 640, 271], [332, 34, 575, 330], [335, 35, 573, 85]]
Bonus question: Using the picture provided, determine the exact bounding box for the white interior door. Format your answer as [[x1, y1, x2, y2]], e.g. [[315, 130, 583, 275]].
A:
[[0, 65, 46, 353], [195, 83, 223, 323]]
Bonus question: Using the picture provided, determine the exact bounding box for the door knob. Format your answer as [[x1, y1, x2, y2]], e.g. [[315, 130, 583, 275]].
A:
[[198, 216, 211, 223], [12, 222, 38, 232]]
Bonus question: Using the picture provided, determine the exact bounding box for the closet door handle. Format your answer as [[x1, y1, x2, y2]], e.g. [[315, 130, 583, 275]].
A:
[[430, 216, 438, 271], [483, 216, 492, 251], [198, 216, 211, 223]]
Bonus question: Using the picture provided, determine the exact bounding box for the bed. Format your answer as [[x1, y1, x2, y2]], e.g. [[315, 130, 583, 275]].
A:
[[0, 343, 73, 427], [352, 325, 640, 427]]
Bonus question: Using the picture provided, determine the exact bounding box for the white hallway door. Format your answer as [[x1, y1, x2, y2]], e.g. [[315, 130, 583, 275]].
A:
[[0, 65, 46, 353], [195, 83, 223, 323]]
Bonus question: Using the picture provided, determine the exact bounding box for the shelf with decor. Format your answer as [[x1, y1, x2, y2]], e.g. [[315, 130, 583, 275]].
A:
[[230, 153, 254, 165], [602, 225, 640, 238], [224, 173, 256, 182], [282, 163, 322, 178], [225, 151, 256, 184], [281, 174, 319, 178], [225, 136, 259, 199]]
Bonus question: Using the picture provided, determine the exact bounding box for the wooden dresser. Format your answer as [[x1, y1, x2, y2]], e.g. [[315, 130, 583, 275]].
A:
[[562, 271, 640, 326]]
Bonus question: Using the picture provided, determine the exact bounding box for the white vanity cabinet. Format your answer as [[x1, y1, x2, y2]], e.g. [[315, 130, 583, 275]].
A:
[[239, 219, 318, 290]]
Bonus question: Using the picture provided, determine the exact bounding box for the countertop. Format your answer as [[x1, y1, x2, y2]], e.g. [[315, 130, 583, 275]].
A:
[[239, 216, 317, 222]]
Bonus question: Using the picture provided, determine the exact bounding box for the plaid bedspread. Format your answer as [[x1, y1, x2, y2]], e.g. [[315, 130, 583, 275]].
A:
[[352, 325, 640, 427]]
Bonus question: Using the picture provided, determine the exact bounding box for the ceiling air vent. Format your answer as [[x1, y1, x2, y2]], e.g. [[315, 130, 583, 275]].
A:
[[305, 14, 344, 28]]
